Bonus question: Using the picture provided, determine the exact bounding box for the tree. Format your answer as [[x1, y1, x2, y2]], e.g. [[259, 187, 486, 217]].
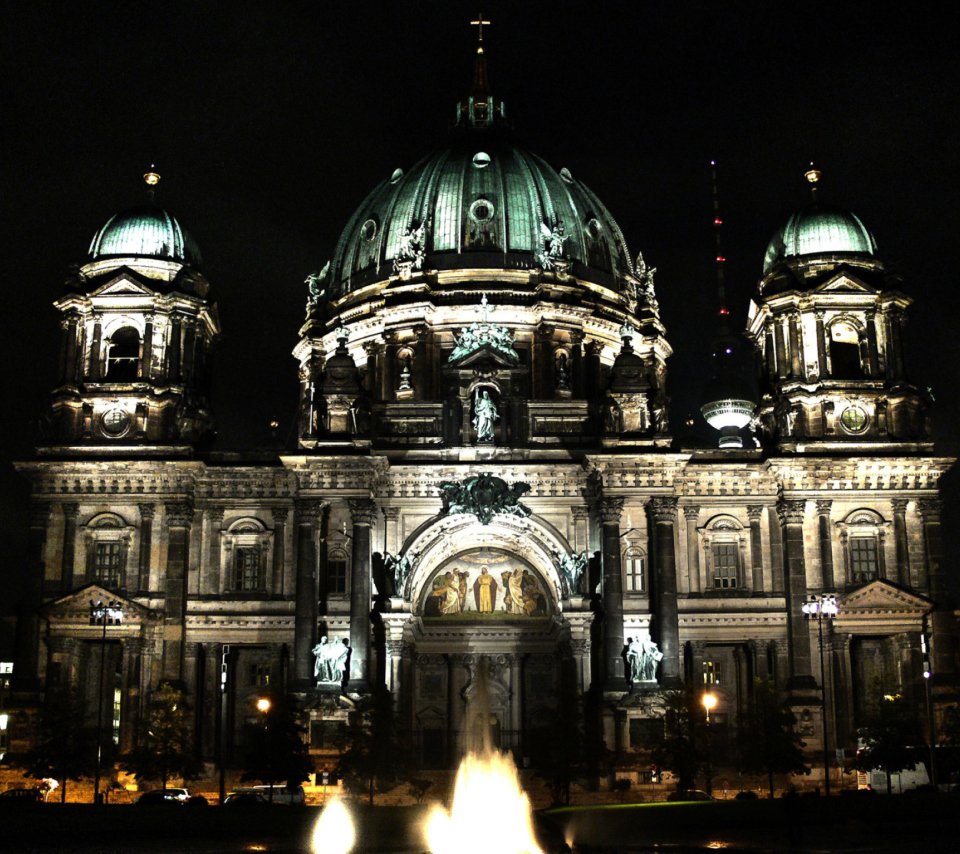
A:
[[737, 677, 809, 797], [335, 689, 414, 804], [122, 683, 202, 789], [240, 693, 313, 801], [19, 692, 97, 803], [533, 688, 590, 806], [643, 685, 710, 792], [854, 691, 924, 793]]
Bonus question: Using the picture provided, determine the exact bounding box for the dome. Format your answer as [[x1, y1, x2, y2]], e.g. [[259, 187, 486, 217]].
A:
[[88, 205, 202, 267], [762, 202, 876, 275], [328, 134, 634, 297]]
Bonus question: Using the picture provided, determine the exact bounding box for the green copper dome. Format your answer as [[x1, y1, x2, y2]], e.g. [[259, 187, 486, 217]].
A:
[[88, 205, 202, 267], [328, 134, 635, 297], [762, 202, 876, 275]]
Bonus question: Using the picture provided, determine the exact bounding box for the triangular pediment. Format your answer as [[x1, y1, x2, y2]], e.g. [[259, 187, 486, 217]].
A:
[[40, 583, 161, 625], [838, 580, 932, 614], [450, 342, 519, 369], [90, 269, 158, 298], [812, 271, 877, 295]]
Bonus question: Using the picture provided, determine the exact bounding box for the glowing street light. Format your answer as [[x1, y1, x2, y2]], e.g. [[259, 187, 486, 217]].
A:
[[702, 692, 717, 720], [256, 697, 271, 713], [802, 593, 840, 796], [702, 692, 718, 795]]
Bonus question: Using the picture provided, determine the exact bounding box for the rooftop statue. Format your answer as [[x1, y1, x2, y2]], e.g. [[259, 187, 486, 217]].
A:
[[635, 252, 658, 310], [538, 220, 568, 270], [305, 261, 330, 311], [448, 294, 520, 364], [439, 472, 532, 526], [394, 220, 429, 278]]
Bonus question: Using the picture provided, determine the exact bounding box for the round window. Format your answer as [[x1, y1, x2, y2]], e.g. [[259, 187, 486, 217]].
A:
[[586, 218, 603, 239], [101, 408, 130, 436], [473, 151, 491, 169], [840, 406, 868, 433], [360, 219, 378, 242], [469, 198, 496, 224]]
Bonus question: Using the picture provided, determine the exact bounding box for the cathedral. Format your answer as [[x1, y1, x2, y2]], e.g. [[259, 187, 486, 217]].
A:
[[9, 29, 957, 790]]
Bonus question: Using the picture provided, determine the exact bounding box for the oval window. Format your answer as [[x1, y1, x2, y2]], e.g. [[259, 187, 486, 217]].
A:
[[840, 406, 868, 433], [586, 218, 603, 240], [390, 168, 404, 184], [560, 167, 574, 183], [360, 219, 378, 242], [469, 198, 495, 224], [473, 152, 491, 169]]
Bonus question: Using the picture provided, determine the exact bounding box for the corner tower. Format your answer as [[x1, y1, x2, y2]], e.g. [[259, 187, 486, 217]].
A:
[[746, 168, 928, 452], [39, 170, 220, 455]]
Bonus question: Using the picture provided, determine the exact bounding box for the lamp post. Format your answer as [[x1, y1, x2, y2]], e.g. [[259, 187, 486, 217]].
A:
[[802, 593, 839, 796], [256, 696, 275, 803], [90, 600, 123, 805], [702, 692, 717, 796]]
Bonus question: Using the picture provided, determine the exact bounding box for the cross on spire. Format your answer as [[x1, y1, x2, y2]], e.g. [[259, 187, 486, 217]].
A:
[[475, 292, 493, 323], [471, 13, 490, 52]]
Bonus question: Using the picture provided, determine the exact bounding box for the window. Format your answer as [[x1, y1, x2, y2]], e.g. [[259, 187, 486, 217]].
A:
[[829, 320, 865, 379], [112, 686, 122, 745], [703, 660, 722, 685], [251, 663, 270, 689], [94, 542, 123, 587], [850, 536, 879, 584], [624, 547, 646, 593], [327, 548, 348, 596], [234, 546, 261, 591], [105, 326, 141, 381], [712, 543, 739, 589]]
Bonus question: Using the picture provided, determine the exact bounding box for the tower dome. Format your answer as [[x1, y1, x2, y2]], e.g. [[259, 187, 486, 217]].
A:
[[762, 202, 877, 276], [327, 134, 635, 298], [88, 204, 202, 267]]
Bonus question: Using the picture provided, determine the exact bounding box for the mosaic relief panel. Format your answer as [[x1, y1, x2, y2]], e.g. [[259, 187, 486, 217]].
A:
[[420, 549, 551, 619]]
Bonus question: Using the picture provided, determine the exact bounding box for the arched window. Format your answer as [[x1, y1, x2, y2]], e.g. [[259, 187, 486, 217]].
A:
[[327, 546, 349, 596], [829, 320, 865, 379], [105, 326, 141, 381], [702, 516, 747, 591], [84, 513, 132, 589], [623, 545, 646, 593], [839, 509, 887, 586], [221, 518, 272, 595]]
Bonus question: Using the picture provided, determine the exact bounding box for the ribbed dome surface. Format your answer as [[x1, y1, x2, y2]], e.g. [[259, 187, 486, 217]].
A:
[[329, 134, 634, 296], [89, 205, 202, 267], [763, 202, 876, 275]]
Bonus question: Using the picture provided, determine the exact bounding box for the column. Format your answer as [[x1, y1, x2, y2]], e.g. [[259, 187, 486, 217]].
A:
[[270, 508, 287, 597], [448, 655, 467, 758], [683, 505, 701, 595], [814, 311, 828, 379], [382, 332, 398, 402], [767, 507, 785, 594], [598, 497, 627, 689], [650, 497, 681, 686], [777, 499, 816, 690], [59, 503, 78, 594], [891, 499, 911, 588], [788, 312, 803, 378], [62, 316, 79, 384], [866, 311, 880, 376], [764, 329, 777, 379], [585, 341, 603, 397], [690, 640, 706, 687], [830, 633, 854, 744], [918, 499, 955, 686], [168, 315, 182, 382], [414, 325, 430, 399], [571, 330, 585, 398], [141, 316, 153, 380], [89, 316, 103, 380], [816, 500, 835, 591], [137, 503, 155, 592], [886, 311, 904, 380], [182, 323, 196, 381], [747, 506, 765, 594], [293, 500, 324, 688], [751, 639, 770, 680], [571, 506, 590, 556], [204, 508, 224, 595], [383, 506, 402, 556], [363, 341, 381, 397], [348, 498, 378, 691], [120, 638, 143, 754], [774, 317, 788, 379], [163, 502, 193, 682], [538, 324, 555, 398]]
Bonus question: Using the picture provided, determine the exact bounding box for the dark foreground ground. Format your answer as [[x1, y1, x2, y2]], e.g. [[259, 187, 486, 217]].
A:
[[1, 793, 957, 854]]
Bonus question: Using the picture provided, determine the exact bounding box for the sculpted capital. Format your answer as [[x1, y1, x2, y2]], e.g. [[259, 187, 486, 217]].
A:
[[917, 498, 941, 523], [165, 502, 194, 527], [815, 500, 832, 515], [294, 498, 326, 523], [597, 498, 625, 525], [648, 496, 679, 523], [682, 504, 700, 521], [747, 505, 764, 521], [890, 498, 909, 514], [348, 498, 379, 527], [777, 499, 806, 525], [138, 503, 157, 521]]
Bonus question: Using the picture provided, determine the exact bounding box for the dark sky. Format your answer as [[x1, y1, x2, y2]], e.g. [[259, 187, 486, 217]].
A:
[[3, 2, 959, 607]]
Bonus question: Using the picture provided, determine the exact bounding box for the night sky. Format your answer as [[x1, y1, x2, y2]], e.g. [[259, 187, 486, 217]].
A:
[[3, 2, 959, 611]]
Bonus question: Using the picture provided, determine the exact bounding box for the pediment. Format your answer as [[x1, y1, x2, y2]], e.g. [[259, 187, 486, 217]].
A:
[[40, 583, 161, 625], [811, 271, 876, 295], [90, 270, 158, 298], [838, 580, 931, 614], [450, 342, 519, 369]]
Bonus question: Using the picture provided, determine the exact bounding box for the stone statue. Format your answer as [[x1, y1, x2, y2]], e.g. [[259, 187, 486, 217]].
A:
[[627, 636, 663, 683], [635, 252, 658, 310], [305, 262, 330, 311], [557, 551, 588, 595], [538, 220, 568, 269], [473, 390, 499, 443], [393, 220, 429, 277], [384, 552, 412, 596], [439, 472, 532, 526], [313, 636, 349, 684], [556, 352, 571, 391], [652, 393, 669, 433]]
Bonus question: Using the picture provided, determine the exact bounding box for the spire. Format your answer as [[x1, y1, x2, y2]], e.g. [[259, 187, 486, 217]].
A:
[[470, 13, 492, 98], [455, 14, 507, 130], [144, 165, 160, 204], [805, 162, 821, 201], [711, 160, 728, 317]]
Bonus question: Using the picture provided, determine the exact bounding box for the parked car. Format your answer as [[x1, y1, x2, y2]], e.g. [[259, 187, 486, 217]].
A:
[[246, 784, 306, 805], [137, 790, 184, 806], [223, 791, 269, 806], [0, 787, 44, 806], [666, 789, 715, 801], [734, 790, 759, 799]]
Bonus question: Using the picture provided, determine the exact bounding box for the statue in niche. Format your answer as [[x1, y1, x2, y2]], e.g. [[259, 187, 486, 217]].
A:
[[397, 357, 412, 391], [384, 552, 412, 597], [313, 637, 349, 684], [473, 390, 499, 443], [556, 352, 571, 390], [652, 393, 669, 433], [557, 551, 589, 595], [626, 636, 663, 683], [603, 397, 622, 434]]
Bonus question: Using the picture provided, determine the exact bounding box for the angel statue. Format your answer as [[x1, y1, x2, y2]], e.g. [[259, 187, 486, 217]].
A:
[[538, 220, 568, 269], [384, 552, 412, 596], [305, 261, 330, 311], [635, 251, 658, 310], [557, 551, 589, 595]]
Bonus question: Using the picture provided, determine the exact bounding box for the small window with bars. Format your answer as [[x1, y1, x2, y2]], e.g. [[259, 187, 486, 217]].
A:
[[112, 686, 122, 745], [328, 549, 348, 596], [94, 542, 123, 587], [712, 543, 739, 589], [234, 546, 261, 591], [850, 536, 879, 584], [703, 660, 722, 685], [624, 549, 646, 593], [251, 663, 270, 689]]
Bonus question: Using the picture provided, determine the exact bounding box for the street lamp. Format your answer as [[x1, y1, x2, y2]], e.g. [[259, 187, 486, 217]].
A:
[[256, 696, 275, 803], [802, 593, 839, 796], [702, 692, 717, 795], [90, 600, 123, 805]]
